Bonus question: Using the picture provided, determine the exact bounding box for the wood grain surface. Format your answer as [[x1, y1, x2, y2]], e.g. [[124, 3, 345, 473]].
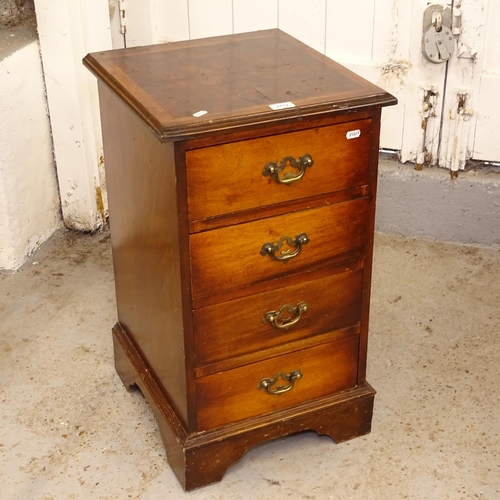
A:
[[88, 27, 396, 490], [190, 197, 368, 303], [186, 119, 371, 220], [98, 83, 190, 426], [193, 265, 363, 366], [83, 29, 396, 141], [196, 335, 359, 429]]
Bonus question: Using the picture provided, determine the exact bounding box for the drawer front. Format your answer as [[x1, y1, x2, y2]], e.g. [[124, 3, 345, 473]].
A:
[[186, 119, 371, 221], [190, 197, 368, 302], [196, 336, 359, 430], [193, 266, 363, 366]]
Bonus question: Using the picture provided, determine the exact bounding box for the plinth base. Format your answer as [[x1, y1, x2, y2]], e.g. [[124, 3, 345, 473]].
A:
[[113, 323, 376, 491]]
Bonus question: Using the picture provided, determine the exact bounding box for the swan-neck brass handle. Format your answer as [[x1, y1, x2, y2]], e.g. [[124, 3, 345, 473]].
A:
[[260, 233, 309, 263], [262, 154, 313, 185], [263, 301, 309, 330], [257, 370, 303, 395]]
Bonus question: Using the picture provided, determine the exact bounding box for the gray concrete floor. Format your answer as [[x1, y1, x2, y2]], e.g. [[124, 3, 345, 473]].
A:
[[1, 229, 499, 499]]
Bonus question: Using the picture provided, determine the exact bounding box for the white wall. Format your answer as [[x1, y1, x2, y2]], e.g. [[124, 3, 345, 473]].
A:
[[28, 0, 497, 253], [0, 41, 61, 270]]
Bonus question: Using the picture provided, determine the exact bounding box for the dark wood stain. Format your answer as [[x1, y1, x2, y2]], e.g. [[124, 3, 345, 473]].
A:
[[83, 29, 396, 141], [190, 198, 369, 303], [196, 336, 359, 430], [193, 266, 364, 366], [98, 83, 189, 427], [186, 118, 372, 221], [86, 29, 396, 491]]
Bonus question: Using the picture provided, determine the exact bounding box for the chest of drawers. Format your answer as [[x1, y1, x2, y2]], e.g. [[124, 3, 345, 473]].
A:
[[84, 29, 396, 490]]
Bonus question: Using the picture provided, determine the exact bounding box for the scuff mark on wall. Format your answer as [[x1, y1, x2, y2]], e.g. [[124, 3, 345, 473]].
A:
[[379, 60, 411, 87], [66, 179, 78, 199]]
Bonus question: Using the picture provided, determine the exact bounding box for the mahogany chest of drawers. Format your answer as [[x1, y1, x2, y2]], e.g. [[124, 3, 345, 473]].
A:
[[84, 29, 396, 490]]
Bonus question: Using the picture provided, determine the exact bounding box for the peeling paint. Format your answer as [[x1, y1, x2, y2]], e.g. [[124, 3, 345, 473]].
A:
[[97, 154, 108, 221], [379, 60, 411, 88], [95, 186, 105, 225], [416, 88, 438, 170]]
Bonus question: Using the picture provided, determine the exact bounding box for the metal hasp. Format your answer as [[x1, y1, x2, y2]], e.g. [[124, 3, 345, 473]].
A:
[[415, 86, 438, 170], [422, 4, 454, 64]]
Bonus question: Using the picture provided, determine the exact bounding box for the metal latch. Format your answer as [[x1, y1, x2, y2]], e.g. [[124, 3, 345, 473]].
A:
[[422, 4, 454, 64]]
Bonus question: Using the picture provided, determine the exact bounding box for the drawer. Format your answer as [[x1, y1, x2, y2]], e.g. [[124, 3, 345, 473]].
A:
[[186, 119, 371, 221], [190, 197, 368, 304], [196, 335, 359, 430], [193, 266, 363, 366]]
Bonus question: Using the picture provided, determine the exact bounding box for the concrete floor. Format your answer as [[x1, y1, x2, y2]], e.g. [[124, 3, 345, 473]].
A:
[[1, 229, 499, 500]]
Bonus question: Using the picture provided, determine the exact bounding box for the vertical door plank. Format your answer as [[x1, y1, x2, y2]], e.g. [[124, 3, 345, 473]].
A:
[[326, 0, 375, 63], [122, 1, 154, 47], [473, 75, 500, 160], [152, 0, 190, 42], [278, 0, 327, 54], [325, 0, 409, 152], [35, 0, 112, 230], [439, 0, 488, 166], [482, 0, 500, 73], [370, 0, 412, 152], [398, 0, 447, 164], [233, 0, 278, 34], [466, 0, 500, 161], [188, 0, 233, 40]]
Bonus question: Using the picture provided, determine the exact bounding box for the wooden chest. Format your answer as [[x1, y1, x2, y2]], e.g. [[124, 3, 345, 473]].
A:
[[84, 29, 396, 490]]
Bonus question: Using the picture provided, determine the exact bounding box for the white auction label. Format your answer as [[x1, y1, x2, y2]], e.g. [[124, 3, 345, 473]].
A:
[[269, 101, 296, 111], [193, 110, 208, 117], [346, 129, 361, 139]]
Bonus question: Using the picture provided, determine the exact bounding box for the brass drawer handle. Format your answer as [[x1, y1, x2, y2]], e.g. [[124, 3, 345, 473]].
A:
[[263, 301, 309, 330], [262, 154, 313, 185], [260, 233, 309, 263], [258, 370, 303, 395]]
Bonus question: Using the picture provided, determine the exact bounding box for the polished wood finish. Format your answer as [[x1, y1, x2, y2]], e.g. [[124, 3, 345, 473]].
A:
[[98, 83, 191, 427], [196, 336, 359, 430], [186, 119, 371, 220], [194, 324, 362, 379], [193, 265, 363, 366], [113, 322, 375, 491], [86, 29, 396, 491], [83, 30, 396, 141], [190, 198, 368, 304]]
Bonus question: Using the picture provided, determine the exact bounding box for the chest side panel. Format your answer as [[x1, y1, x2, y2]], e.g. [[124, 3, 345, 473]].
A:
[[99, 83, 189, 426]]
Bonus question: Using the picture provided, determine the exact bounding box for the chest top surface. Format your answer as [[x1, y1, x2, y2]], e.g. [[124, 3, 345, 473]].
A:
[[84, 29, 396, 141]]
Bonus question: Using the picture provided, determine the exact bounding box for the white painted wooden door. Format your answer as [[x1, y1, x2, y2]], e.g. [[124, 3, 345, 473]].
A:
[[439, 0, 500, 167], [114, 0, 499, 169], [40, 0, 495, 230], [328, 0, 500, 168], [35, 0, 113, 231]]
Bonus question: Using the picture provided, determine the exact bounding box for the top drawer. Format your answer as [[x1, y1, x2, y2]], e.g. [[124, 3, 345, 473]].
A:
[[186, 119, 371, 221]]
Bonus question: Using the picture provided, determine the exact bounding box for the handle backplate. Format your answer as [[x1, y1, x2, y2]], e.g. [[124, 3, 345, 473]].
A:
[[263, 301, 309, 330], [262, 154, 313, 185], [260, 233, 309, 263], [257, 369, 303, 395]]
